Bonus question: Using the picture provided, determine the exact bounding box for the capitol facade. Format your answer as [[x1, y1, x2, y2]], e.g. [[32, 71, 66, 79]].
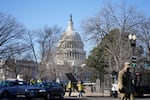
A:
[[55, 15, 86, 79]]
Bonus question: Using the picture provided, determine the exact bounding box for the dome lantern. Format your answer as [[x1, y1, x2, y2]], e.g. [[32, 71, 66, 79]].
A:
[[66, 14, 74, 31]]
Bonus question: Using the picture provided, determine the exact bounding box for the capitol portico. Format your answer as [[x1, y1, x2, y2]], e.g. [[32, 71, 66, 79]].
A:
[[55, 15, 86, 79]]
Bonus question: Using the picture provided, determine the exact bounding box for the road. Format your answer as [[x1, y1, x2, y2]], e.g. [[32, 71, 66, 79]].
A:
[[85, 96, 150, 100], [1, 96, 150, 100]]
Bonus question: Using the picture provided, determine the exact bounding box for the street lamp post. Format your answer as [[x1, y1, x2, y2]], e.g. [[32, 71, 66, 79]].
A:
[[71, 62, 77, 80], [128, 34, 136, 74]]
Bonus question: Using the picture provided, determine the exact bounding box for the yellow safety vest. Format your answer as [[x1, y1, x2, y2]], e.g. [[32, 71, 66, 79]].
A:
[[77, 83, 84, 91]]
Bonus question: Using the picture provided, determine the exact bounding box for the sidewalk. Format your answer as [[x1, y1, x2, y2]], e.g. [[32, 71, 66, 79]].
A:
[[64, 92, 110, 97]]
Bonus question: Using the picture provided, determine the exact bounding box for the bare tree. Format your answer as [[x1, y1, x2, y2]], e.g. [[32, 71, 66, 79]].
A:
[[0, 12, 26, 59], [137, 18, 150, 60], [35, 25, 61, 80], [81, 3, 144, 71], [0, 13, 31, 79]]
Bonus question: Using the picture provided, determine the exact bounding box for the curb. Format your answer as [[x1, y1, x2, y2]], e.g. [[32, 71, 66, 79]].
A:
[[64, 92, 110, 97]]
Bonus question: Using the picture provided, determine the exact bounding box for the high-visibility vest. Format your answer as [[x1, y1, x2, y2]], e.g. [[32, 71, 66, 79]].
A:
[[37, 79, 42, 83], [30, 79, 35, 85], [67, 82, 72, 89], [77, 83, 84, 91]]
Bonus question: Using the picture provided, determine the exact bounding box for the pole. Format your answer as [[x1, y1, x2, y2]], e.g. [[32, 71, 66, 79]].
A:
[[132, 44, 135, 75], [129, 34, 137, 86]]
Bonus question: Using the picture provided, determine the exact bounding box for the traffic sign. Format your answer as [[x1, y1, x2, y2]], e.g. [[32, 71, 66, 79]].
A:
[[132, 56, 138, 63], [132, 63, 137, 67]]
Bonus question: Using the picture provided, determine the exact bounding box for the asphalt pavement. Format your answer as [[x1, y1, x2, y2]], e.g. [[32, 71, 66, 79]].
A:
[[1, 92, 150, 100]]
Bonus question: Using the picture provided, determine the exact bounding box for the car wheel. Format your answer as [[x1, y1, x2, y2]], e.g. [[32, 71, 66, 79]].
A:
[[25, 96, 31, 100], [59, 92, 64, 100], [46, 93, 51, 100], [2, 91, 10, 98]]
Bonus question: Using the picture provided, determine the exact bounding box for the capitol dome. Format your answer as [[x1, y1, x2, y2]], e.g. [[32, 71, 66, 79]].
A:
[[64, 31, 81, 41], [56, 15, 86, 66], [61, 15, 82, 42]]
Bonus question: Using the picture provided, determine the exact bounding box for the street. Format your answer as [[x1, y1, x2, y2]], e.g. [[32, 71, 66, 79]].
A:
[[1, 91, 150, 100], [1, 96, 150, 100], [85, 96, 150, 100]]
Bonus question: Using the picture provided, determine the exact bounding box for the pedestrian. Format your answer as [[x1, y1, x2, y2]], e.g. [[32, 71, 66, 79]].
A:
[[67, 80, 73, 96], [118, 62, 134, 100], [77, 80, 84, 98], [30, 78, 36, 85], [37, 78, 42, 83]]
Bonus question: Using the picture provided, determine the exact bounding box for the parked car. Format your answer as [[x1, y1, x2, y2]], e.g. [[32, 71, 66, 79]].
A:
[[25, 81, 65, 100], [0, 79, 29, 98]]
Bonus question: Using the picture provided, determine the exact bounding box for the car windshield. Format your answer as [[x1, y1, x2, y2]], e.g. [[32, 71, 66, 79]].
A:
[[34, 82, 52, 88]]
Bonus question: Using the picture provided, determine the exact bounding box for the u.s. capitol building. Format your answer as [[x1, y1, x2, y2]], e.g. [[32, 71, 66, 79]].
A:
[[55, 15, 86, 79]]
